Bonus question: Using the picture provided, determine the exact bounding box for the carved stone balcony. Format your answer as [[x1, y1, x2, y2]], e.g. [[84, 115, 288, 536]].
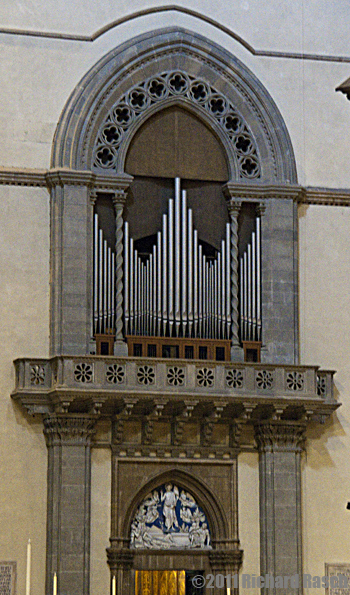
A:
[[12, 356, 337, 419]]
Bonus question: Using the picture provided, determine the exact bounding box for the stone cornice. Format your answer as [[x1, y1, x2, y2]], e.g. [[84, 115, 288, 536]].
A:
[[1, 167, 350, 207], [223, 182, 302, 202], [299, 187, 350, 206], [0, 167, 47, 187]]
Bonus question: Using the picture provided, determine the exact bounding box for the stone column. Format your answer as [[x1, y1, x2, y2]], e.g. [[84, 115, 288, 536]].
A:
[[48, 171, 95, 356], [112, 189, 128, 355], [226, 198, 243, 362], [44, 414, 97, 595], [259, 196, 299, 364], [255, 422, 305, 595]]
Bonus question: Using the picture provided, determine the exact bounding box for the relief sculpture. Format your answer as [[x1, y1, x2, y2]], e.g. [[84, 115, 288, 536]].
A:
[[130, 484, 211, 549]]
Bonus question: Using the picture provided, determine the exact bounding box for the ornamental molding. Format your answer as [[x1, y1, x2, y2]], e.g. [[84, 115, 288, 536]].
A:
[[223, 182, 302, 202], [209, 549, 243, 571], [43, 413, 97, 446], [106, 548, 134, 571], [52, 28, 296, 183], [0, 167, 47, 187], [254, 421, 306, 452], [2, 167, 349, 207], [1, 8, 350, 66]]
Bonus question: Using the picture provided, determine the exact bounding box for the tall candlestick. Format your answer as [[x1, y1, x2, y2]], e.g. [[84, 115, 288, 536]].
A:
[[112, 575, 116, 595], [25, 539, 31, 595], [53, 572, 57, 595]]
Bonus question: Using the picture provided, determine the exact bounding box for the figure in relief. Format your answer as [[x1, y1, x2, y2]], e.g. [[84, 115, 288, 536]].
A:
[[161, 484, 179, 531], [130, 483, 211, 549]]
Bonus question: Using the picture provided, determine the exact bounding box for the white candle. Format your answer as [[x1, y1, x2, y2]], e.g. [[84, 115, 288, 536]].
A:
[[25, 539, 31, 595], [53, 572, 57, 595], [112, 575, 116, 595]]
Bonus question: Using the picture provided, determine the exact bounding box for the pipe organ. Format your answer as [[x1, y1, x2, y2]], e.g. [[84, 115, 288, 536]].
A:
[[93, 213, 116, 336], [92, 178, 262, 349], [239, 217, 261, 342], [123, 179, 233, 340]]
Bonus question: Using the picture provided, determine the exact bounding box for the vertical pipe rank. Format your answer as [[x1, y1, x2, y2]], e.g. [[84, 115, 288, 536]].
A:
[[181, 189, 187, 337], [193, 229, 198, 337], [174, 178, 181, 336], [124, 221, 129, 336]]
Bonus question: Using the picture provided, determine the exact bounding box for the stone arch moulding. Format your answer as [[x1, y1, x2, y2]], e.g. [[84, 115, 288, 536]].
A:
[[121, 468, 229, 546], [52, 27, 297, 184]]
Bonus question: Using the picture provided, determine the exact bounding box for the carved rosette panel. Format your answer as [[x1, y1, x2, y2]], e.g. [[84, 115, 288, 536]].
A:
[[30, 364, 46, 385], [106, 363, 125, 384], [93, 70, 261, 179]]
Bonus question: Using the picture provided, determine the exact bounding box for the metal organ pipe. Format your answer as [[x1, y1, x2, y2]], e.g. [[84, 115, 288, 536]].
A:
[[225, 223, 231, 340], [198, 244, 203, 338], [129, 239, 134, 335], [181, 189, 187, 336], [93, 213, 117, 337], [174, 179, 181, 337], [187, 208, 193, 337], [239, 216, 262, 342], [93, 214, 99, 335], [95, 178, 265, 344], [193, 228, 198, 337], [256, 216, 261, 340], [93, 184, 263, 348], [124, 222, 129, 336]]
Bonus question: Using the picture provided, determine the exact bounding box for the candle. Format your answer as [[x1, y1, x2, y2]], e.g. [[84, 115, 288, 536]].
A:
[[53, 572, 57, 595], [112, 575, 116, 595], [25, 539, 31, 595]]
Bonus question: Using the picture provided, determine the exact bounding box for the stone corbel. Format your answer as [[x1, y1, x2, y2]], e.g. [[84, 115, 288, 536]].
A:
[[143, 398, 168, 445], [202, 402, 228, 446], [174, 400, 198, 445], [113, 398, 138, 445]]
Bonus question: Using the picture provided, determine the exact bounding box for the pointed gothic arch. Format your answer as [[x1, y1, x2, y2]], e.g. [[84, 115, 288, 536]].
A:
[[52, 27, 297, 184], [122, 468, 229, 545]]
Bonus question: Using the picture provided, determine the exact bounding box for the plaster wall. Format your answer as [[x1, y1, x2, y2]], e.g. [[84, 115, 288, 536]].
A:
[[0, 185, 49, 595], [0, 1, 349, 186], [90, 447, 111, 595], [299, 204, 350, 591]]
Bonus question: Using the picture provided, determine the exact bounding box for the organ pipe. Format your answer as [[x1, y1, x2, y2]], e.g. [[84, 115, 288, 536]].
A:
[[92, 213, 116, 336], [239, 216, 262, 342], [93, 179, 262, 344]]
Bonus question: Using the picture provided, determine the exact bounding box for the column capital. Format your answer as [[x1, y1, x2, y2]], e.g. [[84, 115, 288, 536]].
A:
[[226, 199, 242, 218], [254, 421, 306, 452], [43, 413, 97, 446], [256, 201, 266, 217], [106, 547, 134, 571], [209, 549, 243, 572], [93, 173, 133, 204]]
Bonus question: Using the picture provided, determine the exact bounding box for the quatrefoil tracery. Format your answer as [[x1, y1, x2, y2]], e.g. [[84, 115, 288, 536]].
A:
[[93, 70, 260, 179]]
